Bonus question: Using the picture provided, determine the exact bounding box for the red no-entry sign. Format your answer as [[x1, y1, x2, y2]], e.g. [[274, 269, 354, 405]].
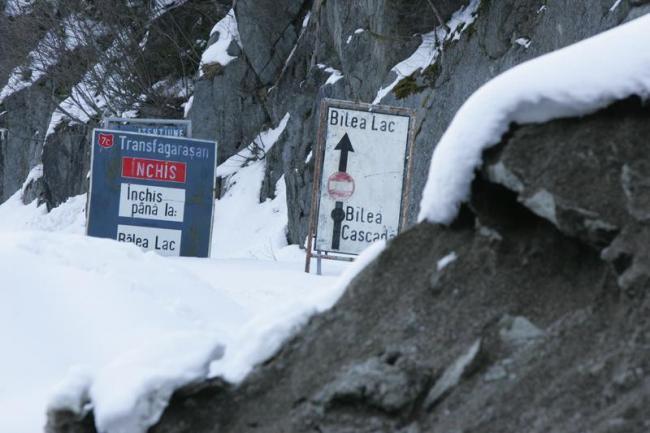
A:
[[327, 171, 355, 200]]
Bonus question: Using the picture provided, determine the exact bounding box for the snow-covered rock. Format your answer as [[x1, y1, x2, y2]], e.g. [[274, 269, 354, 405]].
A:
[[418, 14, 650, 224]]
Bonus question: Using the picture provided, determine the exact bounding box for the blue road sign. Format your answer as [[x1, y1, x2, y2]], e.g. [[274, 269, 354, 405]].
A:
[[87, 129, 217, 258], [103, 118, 192, 137]]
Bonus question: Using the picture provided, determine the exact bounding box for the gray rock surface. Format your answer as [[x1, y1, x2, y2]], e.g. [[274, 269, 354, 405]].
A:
[[424, 339, 482, 409], [0, 81, 60, 202], [4, 0, 650, 241], [235, 0, 309, 87], [190, 0, 650, 245], [135, 91, 649, 433], [314, 353, 431, 414], [41, 123, 93, 208], [187, 0, 467, 243], [484, 97, 650, 290], [189, 45, 269, 164]]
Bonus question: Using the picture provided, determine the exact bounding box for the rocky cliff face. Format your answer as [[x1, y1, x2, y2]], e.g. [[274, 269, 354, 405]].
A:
[[0, 0, 221, 206], [188, 0, 650, 246], [4, 1, 648, 238], [189, 0, 467, 243]]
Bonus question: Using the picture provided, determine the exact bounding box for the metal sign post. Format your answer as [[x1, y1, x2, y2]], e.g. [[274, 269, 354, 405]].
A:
[[305, 98, 416, 274], [87, 129, 217, 258], [102, 118, 192, 137]]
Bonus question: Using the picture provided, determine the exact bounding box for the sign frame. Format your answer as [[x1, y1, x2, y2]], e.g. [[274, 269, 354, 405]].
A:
[[102, 117, 193, 137], [86, 128, 217, 258], [305, 98, 417, 273]]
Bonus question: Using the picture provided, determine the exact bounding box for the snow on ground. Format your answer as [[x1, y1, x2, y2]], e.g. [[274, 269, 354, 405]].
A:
[[0, 229, 244, 433], [418, 14, 650, 224], [210, 239, 386, 383], [213, 114, 291, 259], [0, 190, 87, 234], [0, 114, 373, 433], [373, 0, 480, 104]]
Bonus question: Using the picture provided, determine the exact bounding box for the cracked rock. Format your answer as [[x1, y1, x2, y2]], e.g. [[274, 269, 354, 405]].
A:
[[602, 223, 650, 294], [425, 339, 483, 409], [314, 353, 430, 414], [622, 163, 650, 222], [499, 315, 544, 348]]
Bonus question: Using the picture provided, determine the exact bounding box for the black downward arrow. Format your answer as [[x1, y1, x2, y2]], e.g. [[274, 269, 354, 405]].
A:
[[334, 133, 354, 172], [331, 202, 344, 250]]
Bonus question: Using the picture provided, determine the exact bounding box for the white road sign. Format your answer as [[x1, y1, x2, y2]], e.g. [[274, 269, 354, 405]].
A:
[[118, 183, 186, 223], [311, 99, 415, 256]]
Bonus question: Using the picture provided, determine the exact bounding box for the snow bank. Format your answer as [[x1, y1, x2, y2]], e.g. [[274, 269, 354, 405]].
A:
[[373, 0, 480, 104], [0, 229, 247, 433], [212, 114, 291, 259], [0, 224, 346, 433], [418, 14, 650, 224], [211, 239, 386, 383], [0, 191, 86, 234], [89, 332, 224, 433]]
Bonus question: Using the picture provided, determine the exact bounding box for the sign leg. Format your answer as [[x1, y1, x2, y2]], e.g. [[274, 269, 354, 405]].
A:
[[317, 255, 322, 275], [305, 233, 313, 273], [305, 249, 312, 273]]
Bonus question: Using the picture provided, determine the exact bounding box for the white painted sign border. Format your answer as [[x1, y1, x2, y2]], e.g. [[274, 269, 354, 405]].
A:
[[305, 98, 417, 273]]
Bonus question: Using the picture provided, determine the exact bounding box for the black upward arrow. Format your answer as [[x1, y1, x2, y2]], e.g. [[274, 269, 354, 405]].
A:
[[334, 133, 354, 173], [331, 134, 354, 250]]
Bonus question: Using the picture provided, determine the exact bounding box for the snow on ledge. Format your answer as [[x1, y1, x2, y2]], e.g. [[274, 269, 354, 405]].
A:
[[418, 14, 650, 224], [217, 113, 290, 178], [20, 164, 43, 193], [372, 0, 480, 105], [317, 64, 344, 86], [199, 9, 241, 77]]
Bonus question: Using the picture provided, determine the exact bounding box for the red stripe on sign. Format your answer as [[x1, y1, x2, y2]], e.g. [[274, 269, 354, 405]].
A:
[[122, 157, 187, 183]]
